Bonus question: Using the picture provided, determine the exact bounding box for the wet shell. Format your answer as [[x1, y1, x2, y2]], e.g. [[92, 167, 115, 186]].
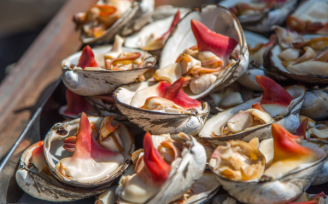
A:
[[43, 116, 134, 188], [159, 4, 249, 99], [220, 0, 297, 33], [81, 0, 154, 44], [199, 85, 306, 146], [62, 45, 155, 96], [113, 81, 210, 135], [16, 142, 106, 202], [115, 133, 207, 204]]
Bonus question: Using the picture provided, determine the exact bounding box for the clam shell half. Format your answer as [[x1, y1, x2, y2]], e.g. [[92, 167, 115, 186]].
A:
[[220, 0, 297, 33], [211, 140, 328, 204], [62, 45, 155, 96], [113, 81, 210, 135], [268, 35, 328, 84], [301, 87, 328, 121], [199, 85, 306, 146], [16, 142, 106, 202], [115, 134, 207, 204], [43, 116, 134, 188], [81, 0, 154, 44], [159, 4, 249, 99]]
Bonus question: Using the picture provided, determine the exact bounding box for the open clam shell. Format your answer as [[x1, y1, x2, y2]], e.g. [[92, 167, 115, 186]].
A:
[[268, 35, 328, 84], [62, 45, 155, 96], [81, 0, 154, 44], [43, 116, 134, 188], [113, 81, 210, 135], [210, 139, 328, 204], [220, 0, 297, 33], [287, 0, 328, 34], [151, 5, 190, 21], [199, 85, 306, 146], [115, 133, 207, 204], [301, 87, 328, 121], [16, 142, 106, 202], [159, 4, 249, 99]]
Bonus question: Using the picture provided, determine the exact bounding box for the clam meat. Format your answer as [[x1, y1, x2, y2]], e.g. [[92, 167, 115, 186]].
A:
[[159, 4, 248, 99], [209, 123, 327, 203], [62, 35, 156, 96], [43, 113, 134, 187], [113, 78, 209, 135], [116, 132, 206, 203]]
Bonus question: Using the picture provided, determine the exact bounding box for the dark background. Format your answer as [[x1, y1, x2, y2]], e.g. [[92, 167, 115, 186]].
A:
[[0, 0, 67, 82]]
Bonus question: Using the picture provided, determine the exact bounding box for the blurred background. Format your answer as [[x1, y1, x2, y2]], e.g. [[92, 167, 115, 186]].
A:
[[0, 0, 67, 82]]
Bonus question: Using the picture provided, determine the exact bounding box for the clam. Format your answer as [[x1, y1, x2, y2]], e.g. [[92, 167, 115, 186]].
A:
[[43, 113, 135, 188], [220, 0, 297, 33], [75, 0, 154, 44], [16, 141, 106, 202], [301, 87, 328, 120], [124, 9, 189, 58], [268, 26, 328, 83], [199, 75, 305, 146], [157, 4, 248, 99], [113, 78, 210, 135], [151, 5, 190, 21], [209, 124, 328, 204], [287, 0, 328, 34], [62, 36, 156, 96], [115, 132, 206, 204]]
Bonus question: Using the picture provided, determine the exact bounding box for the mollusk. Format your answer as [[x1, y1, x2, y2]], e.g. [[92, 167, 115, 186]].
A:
[[43, 113, 134, 188], [113, 78, 209, 135], [15, 141, 106, 202], [209, 124, 327, 204], [158, 4, 248, 99], [220, 0, 297, 33], [76, 0, 154, 44], [268, 26, 328, 83], [287, 0, 328, 34], [199, 76, 305, 146], [62, 36, 156, 96], [301, 87, 328, 121], [115, 132, 206, 204]]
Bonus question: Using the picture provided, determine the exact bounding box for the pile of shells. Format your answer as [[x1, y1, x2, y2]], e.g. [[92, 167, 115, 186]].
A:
[[16, 1, 328, 203]]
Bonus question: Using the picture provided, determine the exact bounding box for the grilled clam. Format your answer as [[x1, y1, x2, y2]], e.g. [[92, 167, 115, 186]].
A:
[[287, 0, 328, 34], [75, 0, 154, 44], [115, 132, 206, 204], [209, 124, 327, 204], [43, 113, 134, 188], [199, 75, 305, 146], [15, 141, 105, 201], [220, 0, 297, 33], [268, 26, 328, 83], [157, 4, 248, 99], [113, 78, 209, 135], [62, 36, 156, 96]]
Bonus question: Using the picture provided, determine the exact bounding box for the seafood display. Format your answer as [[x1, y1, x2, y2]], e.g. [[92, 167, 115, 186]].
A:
[[13, 1, 328, 203], [75, 0, 154, 44], [268, 26, 328, 83]]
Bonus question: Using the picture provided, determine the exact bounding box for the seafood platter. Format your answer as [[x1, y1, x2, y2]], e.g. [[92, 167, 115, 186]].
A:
[[3, 0, 328, 203]]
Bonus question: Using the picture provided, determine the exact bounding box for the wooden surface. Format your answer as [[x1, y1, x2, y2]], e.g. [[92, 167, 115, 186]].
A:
[[0, 0, 97, 160]]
